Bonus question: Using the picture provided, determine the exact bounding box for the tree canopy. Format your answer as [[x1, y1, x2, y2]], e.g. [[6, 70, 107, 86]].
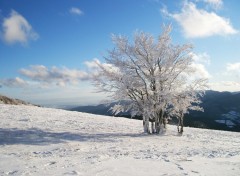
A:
[[93, 25, 208, 134]]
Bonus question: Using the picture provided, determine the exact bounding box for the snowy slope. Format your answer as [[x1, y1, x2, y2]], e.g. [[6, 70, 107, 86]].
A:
[[0, 104, 240, 176]]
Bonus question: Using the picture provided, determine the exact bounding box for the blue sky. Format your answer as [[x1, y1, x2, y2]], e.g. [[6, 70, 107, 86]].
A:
[[0, 0, 240, 106]]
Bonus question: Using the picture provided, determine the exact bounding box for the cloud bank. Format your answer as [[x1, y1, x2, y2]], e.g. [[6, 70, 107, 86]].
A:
[[0, 58, 121, 89], [210, 81, 240, 92], [0, 77, 28, 88], [19, 65, 89, 87]]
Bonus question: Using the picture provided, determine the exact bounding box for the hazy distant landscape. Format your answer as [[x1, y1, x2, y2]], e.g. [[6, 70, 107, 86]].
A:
[[1, 90, 240, 132], [70, 90, 240, 132]]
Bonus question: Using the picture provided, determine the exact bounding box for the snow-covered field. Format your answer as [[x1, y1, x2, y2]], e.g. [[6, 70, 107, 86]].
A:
[[0, 104, 240, 176]]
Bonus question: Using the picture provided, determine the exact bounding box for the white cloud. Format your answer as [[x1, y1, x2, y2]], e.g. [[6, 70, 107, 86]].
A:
[[2, 10, 39, 45], [226, 62, 240, 78], [209, 62, 240, 92], [191, 52, 211, 65], [188, 52, 211, 79], [1, 60, 104, 89], [226, 62, 240, 72], [69, 7, 83, 16], [19, 65, 89, 87], [190, 62, 211, 78], [222, 81, 240, 87], [0, 77, 28, 88], [84, 58, 119, 75], [163, 1, 238, 38], [84, 58, 100, 69], [209, 81, 240, 92], [203, 0, 223, 9]]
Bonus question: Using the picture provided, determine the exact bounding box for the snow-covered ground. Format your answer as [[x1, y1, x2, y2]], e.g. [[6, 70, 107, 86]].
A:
[[0, 104, 240, 176]]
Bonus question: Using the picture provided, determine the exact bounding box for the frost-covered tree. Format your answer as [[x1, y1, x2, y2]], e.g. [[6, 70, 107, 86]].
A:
[[92, 25, 208, 134], [170, 79, 207, 133]]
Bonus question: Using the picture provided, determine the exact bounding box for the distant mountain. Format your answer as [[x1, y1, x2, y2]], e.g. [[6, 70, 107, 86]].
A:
[[70, 102, 130, 117], [70, 90, 240, 132], [184, 90, 240, 132], [71, 104, 112, 116], [0, 95, 38, 106]]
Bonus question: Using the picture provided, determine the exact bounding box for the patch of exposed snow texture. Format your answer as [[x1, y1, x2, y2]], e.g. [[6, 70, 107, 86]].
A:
[[0, 104, 240, 176]]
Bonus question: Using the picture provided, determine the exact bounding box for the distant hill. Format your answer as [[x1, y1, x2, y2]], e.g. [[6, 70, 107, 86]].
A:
[[70, 102, 131, 118], [70, 90, 240, 132], [71, 104, 112, 116], [184, 90, 240, 132], [0, 95, 37, 106]]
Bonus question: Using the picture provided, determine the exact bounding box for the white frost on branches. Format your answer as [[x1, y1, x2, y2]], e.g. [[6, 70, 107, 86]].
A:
[[92, 25, 208, 134]]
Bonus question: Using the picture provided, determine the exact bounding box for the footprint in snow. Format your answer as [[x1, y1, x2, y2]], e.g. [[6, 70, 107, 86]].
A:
[[176, 163, 184, 171], [163, 158, 170, 162], [19, 118, 30, 122], [191, 170, 199, 173], [45, 161, 57, 166], [6, 170, 18, 175], [64, 170, 80, 175]]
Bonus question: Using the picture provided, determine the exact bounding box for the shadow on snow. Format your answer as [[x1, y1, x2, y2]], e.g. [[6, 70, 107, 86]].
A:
[[0, 127, 155, 146]]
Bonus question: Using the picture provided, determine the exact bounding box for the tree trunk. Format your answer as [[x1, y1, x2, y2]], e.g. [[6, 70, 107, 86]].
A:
[[156, 109, 165, 134], [143, 115, 150, 133], [180, 116, 184, 133], [163, 116, 168, 129], [177, 114, 184, 133], [155, 115, 160, 134], [177, 117, 180, 133], [151, 122, 156, 134]]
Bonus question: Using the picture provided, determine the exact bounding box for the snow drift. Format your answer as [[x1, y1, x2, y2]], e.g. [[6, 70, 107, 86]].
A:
[[0, 104, 240, 175]]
